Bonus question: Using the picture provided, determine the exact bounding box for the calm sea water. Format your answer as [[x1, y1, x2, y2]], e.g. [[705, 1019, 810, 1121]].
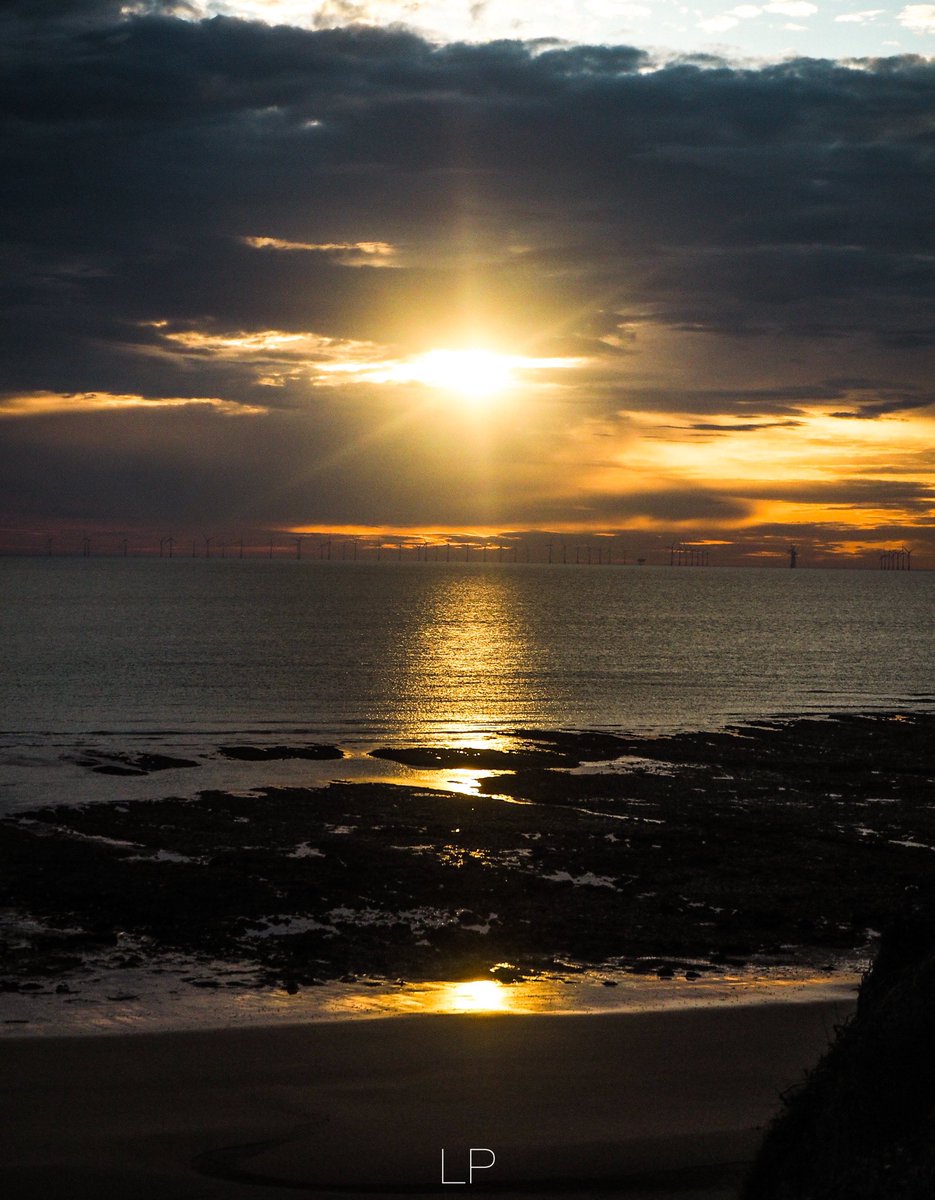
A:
[[1, 558, 934, 812]]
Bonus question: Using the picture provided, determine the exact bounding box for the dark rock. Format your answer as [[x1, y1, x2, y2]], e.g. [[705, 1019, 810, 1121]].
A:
[[136, 754, 199, 772], [744, 898, 935, 1199], [369, 744, 577, 769], [86, 752, 198, 775], [219, 744, 343, 761]]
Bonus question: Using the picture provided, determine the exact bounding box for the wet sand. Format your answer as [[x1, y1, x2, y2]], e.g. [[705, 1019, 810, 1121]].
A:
[[0, 999, 852, 1199]]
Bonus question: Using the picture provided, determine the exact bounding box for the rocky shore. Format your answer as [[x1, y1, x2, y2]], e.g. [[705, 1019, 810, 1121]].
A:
[[2, 712, 934, 1004]]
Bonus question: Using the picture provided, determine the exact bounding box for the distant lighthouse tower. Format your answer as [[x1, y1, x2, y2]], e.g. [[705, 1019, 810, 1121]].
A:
[[789, 545, 798, 569]]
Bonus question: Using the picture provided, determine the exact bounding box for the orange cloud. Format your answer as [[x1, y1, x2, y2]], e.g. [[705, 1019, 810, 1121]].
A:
[[0, 391, 266, 418]]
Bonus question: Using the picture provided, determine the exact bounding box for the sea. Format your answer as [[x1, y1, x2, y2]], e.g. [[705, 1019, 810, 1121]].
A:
[[4, 556, 923, 1028], [1, 556, 934, 815]]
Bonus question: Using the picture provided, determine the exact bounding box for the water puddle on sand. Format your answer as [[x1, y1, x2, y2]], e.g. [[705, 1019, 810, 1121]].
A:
[[305, 968, 861, 1019], [1, 959, 861, 1038]]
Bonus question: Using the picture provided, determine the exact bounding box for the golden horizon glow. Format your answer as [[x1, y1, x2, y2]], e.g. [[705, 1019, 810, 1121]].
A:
[[554, 403, 935, 532], [628, 407, 935, 484]]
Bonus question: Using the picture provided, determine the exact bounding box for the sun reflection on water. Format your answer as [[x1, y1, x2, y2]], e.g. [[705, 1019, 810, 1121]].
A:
[[444, 979, 508, 1012], [290, 966, 862, 1023], [322, 976, 560, 1018], [387, 571, 543, 740], [4, 965, 862, 1035], [408, 767, 507, 797]]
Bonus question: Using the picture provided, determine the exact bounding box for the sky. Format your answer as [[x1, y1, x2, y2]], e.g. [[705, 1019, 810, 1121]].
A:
[[2, 0, 935, 564]]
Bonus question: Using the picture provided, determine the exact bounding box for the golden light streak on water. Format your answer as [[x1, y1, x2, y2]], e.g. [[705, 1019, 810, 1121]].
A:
[[386, 569, 541, 735]]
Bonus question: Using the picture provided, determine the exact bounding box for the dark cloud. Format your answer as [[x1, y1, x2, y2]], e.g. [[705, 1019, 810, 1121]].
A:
[[566, 488, 752, 524], [1, 8, 935, 536], [0, 392, 579, 529]]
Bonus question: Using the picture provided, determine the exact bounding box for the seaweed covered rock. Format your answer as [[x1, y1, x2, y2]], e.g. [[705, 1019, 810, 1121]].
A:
[[744, 902, 935, 1199]]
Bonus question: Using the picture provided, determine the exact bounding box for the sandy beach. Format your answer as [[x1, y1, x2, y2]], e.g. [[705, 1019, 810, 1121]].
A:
[[4, 714, 922, 1194], [0, 999, 852, 1199]]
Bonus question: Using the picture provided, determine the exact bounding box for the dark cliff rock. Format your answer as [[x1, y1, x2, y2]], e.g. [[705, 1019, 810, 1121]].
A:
[[744, 897, 935, 1199]]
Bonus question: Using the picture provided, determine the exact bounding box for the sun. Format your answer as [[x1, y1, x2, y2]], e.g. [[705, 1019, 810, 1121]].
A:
[[316, 344, 583, 400], [408, 348, 516, 400]]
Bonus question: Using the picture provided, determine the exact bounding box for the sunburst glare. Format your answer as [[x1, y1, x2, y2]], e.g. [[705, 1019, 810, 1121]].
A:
[[314, 344, 582, 403], [407, 349, 516, 399]]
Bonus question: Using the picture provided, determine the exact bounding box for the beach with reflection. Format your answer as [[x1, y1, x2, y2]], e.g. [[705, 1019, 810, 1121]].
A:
[[1, 956, 861, 1038]]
